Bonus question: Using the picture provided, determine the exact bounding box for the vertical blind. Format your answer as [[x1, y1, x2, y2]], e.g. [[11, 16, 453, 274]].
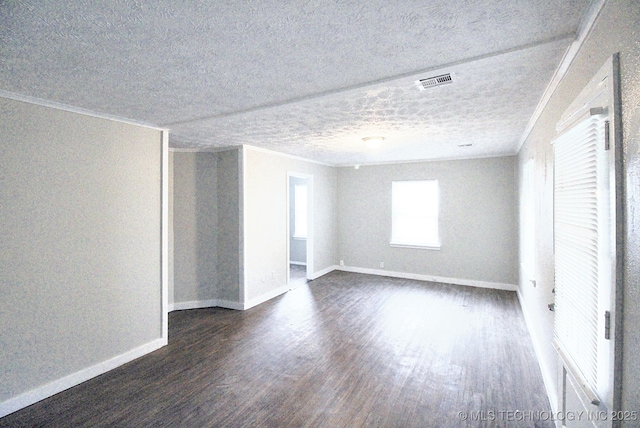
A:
[[553, 113, 608, 395]]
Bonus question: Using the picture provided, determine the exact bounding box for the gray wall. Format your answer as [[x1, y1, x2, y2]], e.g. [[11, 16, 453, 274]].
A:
[[337, 156, 518, 286], [171, 149, 241, 306], [216, 149, 242, 302], [172, 151, 219, 304], [289, 176, 308, 264], [0, 97, 163, 406], [243, 147, 337, 304], [516, 0, 640, 422]]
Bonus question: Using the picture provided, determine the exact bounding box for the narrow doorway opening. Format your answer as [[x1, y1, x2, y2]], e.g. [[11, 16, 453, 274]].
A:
[[287, 173, 312, 289]]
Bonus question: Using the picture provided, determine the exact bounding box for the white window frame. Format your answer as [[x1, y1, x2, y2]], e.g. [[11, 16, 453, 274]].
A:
[[552, 55, 621, 413], [390, 180, 440, 250]]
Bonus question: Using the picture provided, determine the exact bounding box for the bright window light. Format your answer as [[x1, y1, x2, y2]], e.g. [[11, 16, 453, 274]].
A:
[[391, 180, 440, 248], [293, 184, 307, 239]]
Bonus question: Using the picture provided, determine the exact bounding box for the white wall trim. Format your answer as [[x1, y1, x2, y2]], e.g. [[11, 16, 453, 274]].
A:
[[0, 90, 166, 131], [337, 265, 517, 291], [0, 338, 165, 418], [337, 152, 517, 168], [516, 288, 559, 414], [169, 146, 240, 153], [216, 299, 245, 311], [244, 144, 333, 167], [244, 284, 291, 310], [289, 261, 307, 266], [171, 299, 218, 311], [161, 130, 170, 346], [516, 0, 607, 151], [309, 265, 339, 281], [170, 299, 244, 312]]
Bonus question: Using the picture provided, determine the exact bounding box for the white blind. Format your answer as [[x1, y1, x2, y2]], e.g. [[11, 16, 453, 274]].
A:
[[553, 113, 606, 394]]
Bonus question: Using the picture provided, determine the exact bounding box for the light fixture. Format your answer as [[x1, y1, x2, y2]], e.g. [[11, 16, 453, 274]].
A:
[[362, 136, 384, 149], [354, 164, 360, 170]]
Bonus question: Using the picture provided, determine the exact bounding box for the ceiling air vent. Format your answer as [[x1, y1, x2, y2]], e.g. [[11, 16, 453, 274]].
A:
[[415, 73, 453, 90]]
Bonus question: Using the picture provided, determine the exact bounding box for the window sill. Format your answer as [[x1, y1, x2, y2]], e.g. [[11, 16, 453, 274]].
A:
[[390, 242, 441, 250]]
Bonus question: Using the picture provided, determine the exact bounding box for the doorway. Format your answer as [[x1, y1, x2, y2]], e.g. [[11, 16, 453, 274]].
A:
[[287, 173, 313, 289]]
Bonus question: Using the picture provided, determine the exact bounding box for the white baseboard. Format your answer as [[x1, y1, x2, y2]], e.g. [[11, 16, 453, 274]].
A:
[[308, 265, 338, 280], [516, 288, 559, 414], [170, 299, 243, 312], [0, 338, 166, 418], [215, 299, 244, 311], [171, 299, 217, 312], [244, 284, 290, 310], [337, 265, 517, 291]]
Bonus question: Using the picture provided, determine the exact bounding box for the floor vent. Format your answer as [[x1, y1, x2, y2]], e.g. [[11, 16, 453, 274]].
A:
[[416, 73, 453, 90]]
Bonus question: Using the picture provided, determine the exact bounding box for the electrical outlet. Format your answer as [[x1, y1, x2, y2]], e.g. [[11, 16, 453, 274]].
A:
[[379, 262, 384, 268], [340, 260, 344, 266]]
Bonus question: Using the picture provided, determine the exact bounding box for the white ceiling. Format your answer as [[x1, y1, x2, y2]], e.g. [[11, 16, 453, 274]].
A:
[[0, 0, 594, 165]]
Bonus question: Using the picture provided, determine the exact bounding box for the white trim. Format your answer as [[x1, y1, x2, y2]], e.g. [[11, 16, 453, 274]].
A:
[[215, 299, 245, 311], [161, 130, 169, 346], [170, 299, 244, 312], [516, 0, 607, 151], [244, 144, 333, 167], [171, 145, 516, 169], [337, 265, 517, 291], [390, 243, 441, 251], [0, 338, 165, 418], [287, 172, 315, 287], [308, 265, 339, 280], [516, 288, 559, 415], [338, 152, 517, 168], [171, 299, 218, 311], [169, 146, 240, 153], [0, 90, 166, 131], [244, 284, 290, 310], [289, 261, 307, 266]]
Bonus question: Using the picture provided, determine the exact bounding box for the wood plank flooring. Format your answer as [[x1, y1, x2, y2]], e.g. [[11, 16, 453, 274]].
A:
[[0, 272, 552, 427], [289, 264, 308, 289]]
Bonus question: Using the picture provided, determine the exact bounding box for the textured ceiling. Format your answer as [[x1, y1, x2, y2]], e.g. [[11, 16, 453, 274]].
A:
[[0, 0, 594, 165]]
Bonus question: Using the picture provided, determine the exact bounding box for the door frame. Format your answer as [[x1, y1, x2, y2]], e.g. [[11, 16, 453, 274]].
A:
[[286, 172, 314, 287]]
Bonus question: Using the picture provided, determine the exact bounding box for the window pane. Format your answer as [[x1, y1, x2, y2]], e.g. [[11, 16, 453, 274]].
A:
[[391, 180, 439, 247]]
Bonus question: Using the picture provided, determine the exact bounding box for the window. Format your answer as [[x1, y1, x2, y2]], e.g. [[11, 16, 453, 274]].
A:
[[293, 184, 307, 239], [391, 180, 440, 249], [552, 56, 619, 408]]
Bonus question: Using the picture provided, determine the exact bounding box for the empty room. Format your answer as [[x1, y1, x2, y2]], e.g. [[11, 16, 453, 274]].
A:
[[1, 1, 639, 427]]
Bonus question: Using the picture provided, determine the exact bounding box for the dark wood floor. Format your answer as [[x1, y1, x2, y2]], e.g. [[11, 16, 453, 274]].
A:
[[289, 264, 308, 289], [1, 272, 552, 427]]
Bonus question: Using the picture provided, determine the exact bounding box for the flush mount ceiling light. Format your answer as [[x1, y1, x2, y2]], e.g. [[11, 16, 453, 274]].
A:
[[362, 136, 384, 149]]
